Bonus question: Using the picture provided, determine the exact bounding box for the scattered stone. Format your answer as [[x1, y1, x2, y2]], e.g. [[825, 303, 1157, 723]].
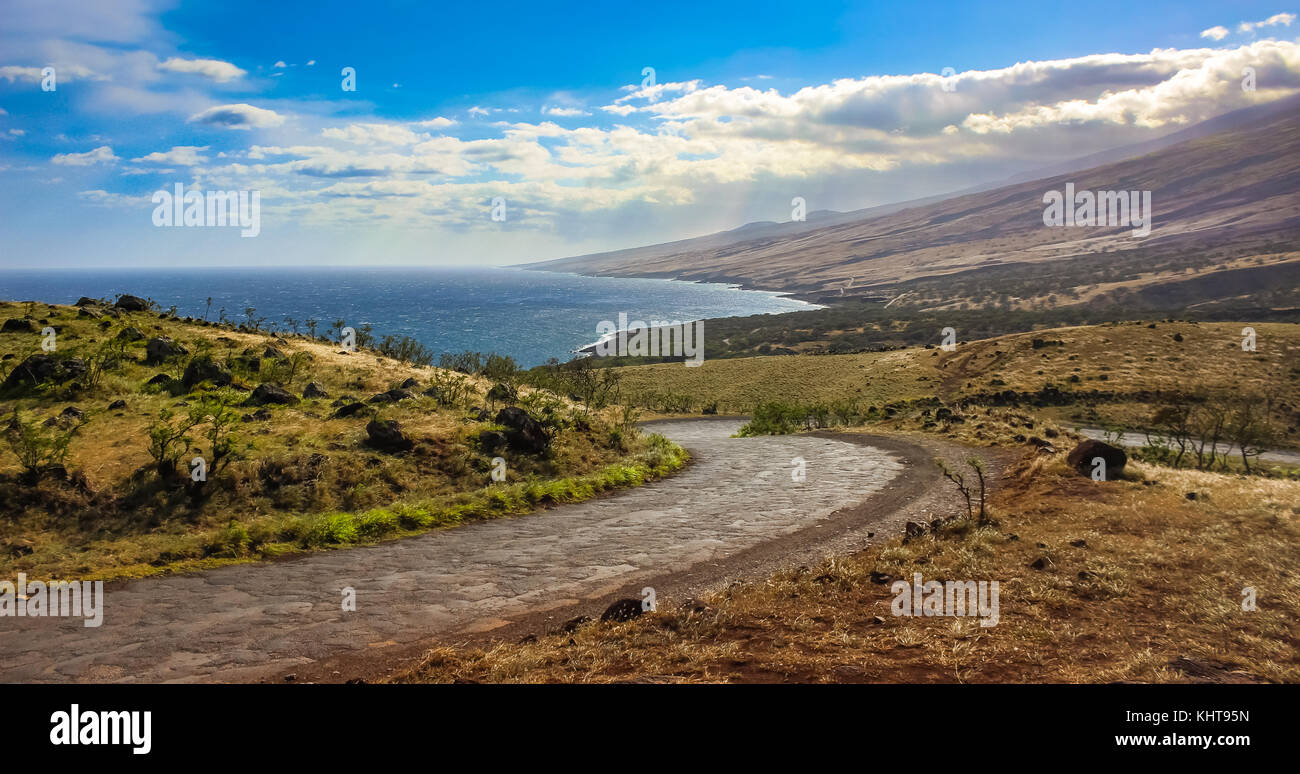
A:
[[1069, 538, 1087, 548], [241, 409, 272, 422], [600, 598, 644, 623], [2, 354, 87, 392], [368, 388, 413, 404], [74, 297, 99, 307], [145, 373, 171, 387], [399, 377, 419, 389], [182, 356, 233, 389], [869, 571, 894, 585], [262, 346, 286, 360], [248, 383, 299, 405], [561, 615, 591, 633], [113, 294, 149, 312], [495, 406, 550, 453], [1030, 556, 1053, 571], [332, 402, 367, 418], [144, 337, 187, 365], [1065, 439, 1126, 480], [870, 615, 887, 625], [115, 326, 146, 342], [302, 382, 328, 399], [107, 399, 127, 410], [477, 429, 508, 452], [904, 521, 926, 541], [2, 318, 37, 333], [365, 419, 413, 452]]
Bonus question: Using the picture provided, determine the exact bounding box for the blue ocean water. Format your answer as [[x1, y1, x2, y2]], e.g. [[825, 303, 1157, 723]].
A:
[[0, 267, 814, 367]]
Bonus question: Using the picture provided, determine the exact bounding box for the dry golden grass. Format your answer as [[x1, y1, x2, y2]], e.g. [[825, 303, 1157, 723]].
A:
[[394, 450, 1300, 683]]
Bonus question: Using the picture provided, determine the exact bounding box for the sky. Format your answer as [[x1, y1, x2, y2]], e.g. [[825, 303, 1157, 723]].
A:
[[1, 0, 1298, 268]]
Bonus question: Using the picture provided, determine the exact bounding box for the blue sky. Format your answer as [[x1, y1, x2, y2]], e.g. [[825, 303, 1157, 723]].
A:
[[1, 0, 1298, 268]]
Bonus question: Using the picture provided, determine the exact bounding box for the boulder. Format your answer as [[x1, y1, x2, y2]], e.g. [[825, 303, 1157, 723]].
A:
[[144, 373, 172, 387], [108, 399, 127, 410], [302, 382, 329, 399], [477, 429, 508, 453], [2, 318, 37, 333], [113, 294, 150, 312], [368, 388, 413, 404], [365, 419, 413, 452], [1066, 439, 1126, 481], [494, 406, 550, 453], [182, 356, 233, 389], [262, 346, 286, 360], [332, 401, 367, 418], [115, 326, 146, 342], [144, 337, 187, 365], [74, 297, 99, 307], [399, 377, 420, 389], [248, 383, 299, 406], [2, 354, 87, 392], [600, 598, 645, 623]]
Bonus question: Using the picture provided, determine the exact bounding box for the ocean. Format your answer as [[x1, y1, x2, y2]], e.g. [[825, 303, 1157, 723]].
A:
[[0, 266, 814, 367]]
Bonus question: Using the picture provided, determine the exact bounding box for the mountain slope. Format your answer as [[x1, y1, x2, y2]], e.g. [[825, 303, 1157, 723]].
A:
[[523, 97, 1300, 309]]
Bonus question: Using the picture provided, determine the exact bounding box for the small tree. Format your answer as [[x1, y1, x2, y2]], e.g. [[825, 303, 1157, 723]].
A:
[[147, 408, 199, 478], [3, 408, 86, 483]]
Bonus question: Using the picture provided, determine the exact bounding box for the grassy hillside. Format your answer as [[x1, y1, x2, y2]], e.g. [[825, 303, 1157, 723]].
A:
[[0, 298, 685, 580], [615, 320, 1300, 448]]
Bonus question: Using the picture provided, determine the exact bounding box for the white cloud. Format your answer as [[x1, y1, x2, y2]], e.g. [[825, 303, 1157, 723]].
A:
[[188, 103, 286, 129], [1200, 26, 1230, 41], [273, 60, 287, 68], [414, 116, 456, 129], [1239, 13, 1296, 34], [131, 145, 209, 165], [52, 145, 119, 165], [157, 57, 246, 82], [543, 106, 591, 117], [321, 123, 421, 145]]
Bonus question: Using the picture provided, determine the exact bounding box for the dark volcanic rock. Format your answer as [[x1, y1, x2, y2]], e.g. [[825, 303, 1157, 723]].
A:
[[332, 401, 367, 418], [368, 388, 413, 404], [115, 326, 146, 342], [302, 382, 328, 399], [399, 377, 420, 389], [108, 399, 127, 410], [1066, 439, 1126, 481], [262, 346, 286, 360], [2, 354, 87, 392], [248, 383, 299, 406], [74, 297, 99, 307], [144, 337, 187, 365], [145, 373, 171, 387], [365, 419, 413, 452], [494, 406, 550, 453], [1, 318, 37, 333], [113, 294, 150, 312], [600, 598, 645, 623], [182, 356, 233, 389]]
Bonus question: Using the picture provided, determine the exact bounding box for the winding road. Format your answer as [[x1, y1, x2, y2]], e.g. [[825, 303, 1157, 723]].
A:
[[0, 419, 947, 683]]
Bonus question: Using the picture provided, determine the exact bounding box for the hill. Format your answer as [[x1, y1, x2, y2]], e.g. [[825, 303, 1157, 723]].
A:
[[522, 97, 1300, 312]]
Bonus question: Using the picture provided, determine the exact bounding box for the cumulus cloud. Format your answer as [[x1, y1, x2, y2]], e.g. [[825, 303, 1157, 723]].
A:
[[131, 145, 209, 165], [52, 145, 119, 165], [414, 117, 456, 128], [157, 57, 245, 82], [188, 103, 286, 129], [1200, 26, 1230, 41]]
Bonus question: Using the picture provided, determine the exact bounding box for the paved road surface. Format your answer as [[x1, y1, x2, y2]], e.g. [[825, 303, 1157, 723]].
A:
[[0, 419, 906, 683]]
